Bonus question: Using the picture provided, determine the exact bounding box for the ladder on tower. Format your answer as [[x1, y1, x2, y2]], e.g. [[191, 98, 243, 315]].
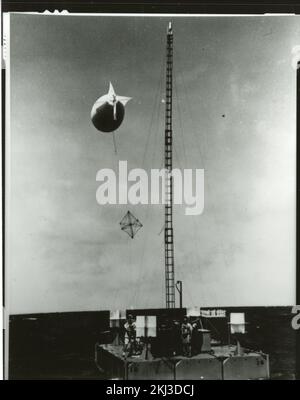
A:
[[164, 22, 175, 309]]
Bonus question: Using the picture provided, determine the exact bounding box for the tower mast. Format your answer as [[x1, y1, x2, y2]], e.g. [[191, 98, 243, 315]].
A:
[[164, 22, 175, 308]]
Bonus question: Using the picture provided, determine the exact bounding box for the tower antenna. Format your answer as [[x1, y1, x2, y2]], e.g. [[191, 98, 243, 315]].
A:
[[164, 22, 175, 308]]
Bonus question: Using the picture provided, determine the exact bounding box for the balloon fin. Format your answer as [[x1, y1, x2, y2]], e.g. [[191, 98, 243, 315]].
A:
[[108, 82, 116, 96], [117, 95, 132, 106]]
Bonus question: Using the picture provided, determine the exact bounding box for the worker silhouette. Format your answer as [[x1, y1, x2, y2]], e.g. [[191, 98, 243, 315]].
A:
[[181, 317, 193, 357], [123, 314, 137, 357]]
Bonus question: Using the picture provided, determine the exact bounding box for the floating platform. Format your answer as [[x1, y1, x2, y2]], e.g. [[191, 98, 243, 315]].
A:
[[95, 344, 270, 380]]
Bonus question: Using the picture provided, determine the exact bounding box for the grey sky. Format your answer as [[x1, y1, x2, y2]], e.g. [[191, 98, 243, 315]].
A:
[[8, 14, 298, 314]]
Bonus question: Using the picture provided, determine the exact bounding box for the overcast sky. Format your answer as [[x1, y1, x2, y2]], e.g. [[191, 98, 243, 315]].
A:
[[8, 14, 298, 314]]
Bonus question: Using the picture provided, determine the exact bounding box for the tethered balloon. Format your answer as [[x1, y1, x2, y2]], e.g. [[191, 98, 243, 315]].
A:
[[91, 82, 131, 133]]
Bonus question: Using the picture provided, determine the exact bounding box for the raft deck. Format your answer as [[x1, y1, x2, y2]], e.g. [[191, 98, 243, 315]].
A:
[[95, 343, 270, 380]]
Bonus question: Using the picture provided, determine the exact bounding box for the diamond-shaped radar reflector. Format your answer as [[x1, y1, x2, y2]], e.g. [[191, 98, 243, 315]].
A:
[[120, 211, 143, 239]]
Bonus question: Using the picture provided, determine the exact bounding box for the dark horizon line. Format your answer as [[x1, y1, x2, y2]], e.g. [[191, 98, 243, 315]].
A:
[[9, 304, 293, 318]]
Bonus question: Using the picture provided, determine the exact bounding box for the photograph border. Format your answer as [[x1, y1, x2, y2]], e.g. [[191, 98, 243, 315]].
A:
[[1, 0, 299, 382]]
